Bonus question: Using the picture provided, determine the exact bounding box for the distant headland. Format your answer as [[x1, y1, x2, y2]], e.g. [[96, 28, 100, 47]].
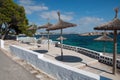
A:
[[79, 32, 112, 36]]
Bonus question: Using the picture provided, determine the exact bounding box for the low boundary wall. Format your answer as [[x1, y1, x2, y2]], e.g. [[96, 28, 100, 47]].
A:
[[9, 45, 110, 80], [0, 39, 4, 49], [56, 44, 120, 69]]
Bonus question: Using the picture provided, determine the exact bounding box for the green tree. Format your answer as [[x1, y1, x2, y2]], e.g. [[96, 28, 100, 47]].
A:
[[0, 0, 29, 39]]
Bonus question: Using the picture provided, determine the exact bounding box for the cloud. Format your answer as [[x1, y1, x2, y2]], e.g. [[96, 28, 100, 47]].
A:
[[18, 0, 48, 14], [79, 17, 104, 25], [18, 0, 34, 5], [64, 12, 74, 15], [40, 11, 73, 21], [70, 17, 105, 33]]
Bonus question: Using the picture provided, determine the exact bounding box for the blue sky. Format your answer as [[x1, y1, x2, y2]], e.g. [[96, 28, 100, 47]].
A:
[[14, 0, 120, 33]]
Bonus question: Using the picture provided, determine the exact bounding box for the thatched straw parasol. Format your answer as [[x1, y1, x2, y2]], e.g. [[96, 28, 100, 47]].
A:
[[38, 19, 53, 50], [47, 12, 77, 60], [94, 8, 120, 74], [38, 36, 48, 40], [94, 33, 113, 41], [57, 36, 67, 40], [37, 22, 52, 29], [94, 33, 113, 54], [27, 25, 37, 36], [27, 26, 37, 30]]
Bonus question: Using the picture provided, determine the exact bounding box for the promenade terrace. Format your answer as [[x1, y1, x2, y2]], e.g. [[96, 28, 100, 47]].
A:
[[4, 40, 120, 80]]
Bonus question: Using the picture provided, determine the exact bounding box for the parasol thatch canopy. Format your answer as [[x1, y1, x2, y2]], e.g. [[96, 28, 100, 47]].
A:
[[46, 12, 77, 31], [57, 36, 67, 40], [38, 36, 48, 40], [94, 8, 120, 30], [46, 20, 77, 30], [27, 26, 37, 30], [94, 18, 120, 30], [38, 23, 53, 29], [94, 34, 113, 41]]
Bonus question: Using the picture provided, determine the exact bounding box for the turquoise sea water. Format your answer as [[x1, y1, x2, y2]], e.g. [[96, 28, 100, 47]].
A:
[[35, 34, 120, 54]]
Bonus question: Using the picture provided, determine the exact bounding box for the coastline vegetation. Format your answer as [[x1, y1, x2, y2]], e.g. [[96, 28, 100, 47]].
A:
[[0, 0, 36, 40]]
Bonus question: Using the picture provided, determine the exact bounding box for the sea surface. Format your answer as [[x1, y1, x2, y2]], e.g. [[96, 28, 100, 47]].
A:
[[35, 34, 120, 54]]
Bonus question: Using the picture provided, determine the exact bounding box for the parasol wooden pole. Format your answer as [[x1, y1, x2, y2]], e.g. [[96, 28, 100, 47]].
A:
[[103, 41, 106, 55], [57, 11, 63, 60], [103, 31, 106, 54], [113, 30, 117, 74], [47, 18, 50, 50], [48, 30, 50, 50], [60, 29, 63, 60]]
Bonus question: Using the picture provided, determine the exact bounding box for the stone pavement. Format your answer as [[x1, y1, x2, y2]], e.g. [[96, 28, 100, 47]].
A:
[[0, 50, 39, 80]]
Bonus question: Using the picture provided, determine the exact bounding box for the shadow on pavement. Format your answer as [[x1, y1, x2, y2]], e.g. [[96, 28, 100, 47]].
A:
[[55, 55, 82, 62], [33, 50, 48, 54]]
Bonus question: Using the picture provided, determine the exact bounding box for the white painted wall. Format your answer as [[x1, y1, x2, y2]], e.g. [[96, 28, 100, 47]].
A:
[[0, 39, 4, 49], [10, 45, 110, 80]]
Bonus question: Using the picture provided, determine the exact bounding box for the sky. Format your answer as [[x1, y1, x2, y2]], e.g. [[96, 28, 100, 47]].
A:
[[14, 0, 120, 34]]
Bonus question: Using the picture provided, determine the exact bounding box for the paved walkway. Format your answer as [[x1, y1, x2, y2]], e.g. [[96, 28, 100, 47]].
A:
[[0, 50, 39, 80], [4, 40, 120, 80], [32, 44, 120, 80]]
